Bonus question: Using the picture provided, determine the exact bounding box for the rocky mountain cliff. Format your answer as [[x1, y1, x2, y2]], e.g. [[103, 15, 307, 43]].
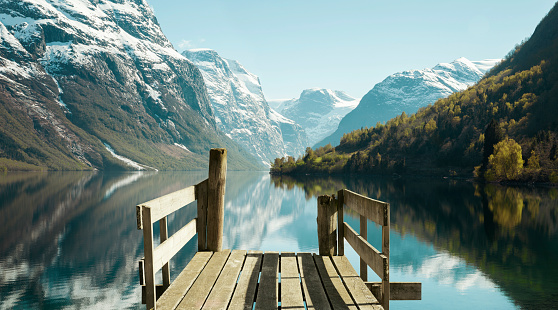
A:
[[0, 0, 259, 170], [183, 49, 308, 165], [317, 57, 500, 147], [271, 88, 358, 147]]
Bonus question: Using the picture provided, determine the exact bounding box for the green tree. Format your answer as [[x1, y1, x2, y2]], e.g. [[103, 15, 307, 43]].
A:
[[485, 138, 524, 181], [482, 119, 504, 173]]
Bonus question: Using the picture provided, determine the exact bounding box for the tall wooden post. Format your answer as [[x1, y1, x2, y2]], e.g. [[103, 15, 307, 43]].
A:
[[207, 148, 227, 252], [317, 195, 337, 256], [360, 214, 368, 281], [337, 189, 344, 256]]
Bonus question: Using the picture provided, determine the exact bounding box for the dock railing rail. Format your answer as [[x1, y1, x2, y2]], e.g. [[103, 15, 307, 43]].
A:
[[318, 189, 421, 310], [136, 149, 227, 310]]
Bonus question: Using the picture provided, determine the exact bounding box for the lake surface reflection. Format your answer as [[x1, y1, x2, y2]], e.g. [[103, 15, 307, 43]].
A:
[[0, 171, 556, 309]]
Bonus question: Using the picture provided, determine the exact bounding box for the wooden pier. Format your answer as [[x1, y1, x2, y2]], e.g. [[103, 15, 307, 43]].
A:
[[136, 149, 421, 310]]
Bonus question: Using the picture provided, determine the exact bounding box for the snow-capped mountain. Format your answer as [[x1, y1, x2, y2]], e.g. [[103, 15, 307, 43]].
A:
[[183, 49, 308, 165], [0, 0, 259, 170], [317, 57, 501, 147], [274, 88, 358, 147]]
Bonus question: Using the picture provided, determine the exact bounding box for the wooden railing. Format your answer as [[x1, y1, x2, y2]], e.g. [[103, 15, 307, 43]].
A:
[[318, 189, 421, 310], [136, 148, 227, 310]]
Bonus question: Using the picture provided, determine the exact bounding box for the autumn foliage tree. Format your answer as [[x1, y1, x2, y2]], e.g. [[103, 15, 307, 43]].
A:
[[485, 138, 524, 181]]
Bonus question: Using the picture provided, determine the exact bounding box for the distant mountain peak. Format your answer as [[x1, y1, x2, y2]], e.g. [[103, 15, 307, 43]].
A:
[[275, 88, 359, 147], [316, 57, 500, 147], [183, 48, 308, 165]]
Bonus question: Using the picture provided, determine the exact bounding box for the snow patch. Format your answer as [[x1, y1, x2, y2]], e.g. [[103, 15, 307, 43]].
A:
[[104, 143, 157, 171], [173, 143, 192, 153]]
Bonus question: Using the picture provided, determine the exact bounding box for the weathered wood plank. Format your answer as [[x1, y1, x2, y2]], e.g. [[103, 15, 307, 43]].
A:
[[314, 254, 357, 310], [360, 215, 368, 282], [152, 218, 197, 273], [343, 189, 388, 226], [331, 256, 381, 310], [202, 250, 246, 310], [229, 251, 262, 309], [137, 186, 196, 228], [382, 204, 390, 310], [160, 216, 171, 289], [255, 252, 278, 310], [317, 196, 337, 256], [297, 253, 331, 310], [156, 251, 213, 309], [280, 252, 305, 309], [229, 251, 263, 310], [176, 249, 231, 310], [141, 206, 156, 310], [365, 282, 421, 301], [195, 179, 208, 251], [207, 148, 227, 252], [337, 190, 344, 256], [344, 222, 386, 280]]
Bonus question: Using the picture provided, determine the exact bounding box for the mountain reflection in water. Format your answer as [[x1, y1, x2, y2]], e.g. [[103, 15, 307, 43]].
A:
[[0, 171, 556, 309], [271, 174, 558, 309]]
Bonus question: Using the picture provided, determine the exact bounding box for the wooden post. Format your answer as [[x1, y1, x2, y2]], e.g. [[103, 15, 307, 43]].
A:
[[141, 207, 156, 310], [382, 203, 390, 310], [317, 195, 337, 256], [207, 148, 227, 252], [337, 190, 344, 256], [195, 179, 208, 251], [360, 214, 367, 282], [159, 217, 171, 290]]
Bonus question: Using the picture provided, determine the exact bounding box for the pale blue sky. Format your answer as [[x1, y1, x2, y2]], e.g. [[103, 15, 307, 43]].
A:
[[147, 0, 556, 100]]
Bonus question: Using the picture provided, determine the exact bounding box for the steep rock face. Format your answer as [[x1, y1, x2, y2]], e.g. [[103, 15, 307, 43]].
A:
[[0, 0, 259, 170], [274, 88, 358, 147], [183, 49, 308, 165], [317, 57, 500, 147]]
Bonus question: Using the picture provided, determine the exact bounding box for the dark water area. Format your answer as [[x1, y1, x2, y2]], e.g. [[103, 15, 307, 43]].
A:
[[0, 171, 557, 309]]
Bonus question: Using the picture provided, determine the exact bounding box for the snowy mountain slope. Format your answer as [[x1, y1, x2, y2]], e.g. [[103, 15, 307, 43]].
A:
[[183, 48, 308, 165], [0, 0, 260, 170], [316, 57, 501, 147], [278, 88, 358, 147]]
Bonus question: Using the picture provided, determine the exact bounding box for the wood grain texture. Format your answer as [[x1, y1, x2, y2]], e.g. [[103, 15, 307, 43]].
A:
[[156, 252, 213, 309], [203, 250, 247, 310], [365, 282, 421, 301], [195, 179, 208, 251], [337, 190, 344, 256], [331, 256, 381, 310], [141, 207, 156, 310], [152, 218, 197, 273], [280, 252, 305, 309], [343, 189, 388, 226], [344, 222, 386, 280], [207, 149, 227, 252], [229, 251, 263, 310], [177, 250, 231, 310], [297, 253, 331, 310], [360, 214, 368, 282], [138, 186, 196, 227], [255, 252, 278, 310], [160, 217, 171, 289], [314, 254, 357, 310], [317, 195, 337, 256]]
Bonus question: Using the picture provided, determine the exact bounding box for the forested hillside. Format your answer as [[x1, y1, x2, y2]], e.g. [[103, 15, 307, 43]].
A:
[[271, 2, 558, 183]]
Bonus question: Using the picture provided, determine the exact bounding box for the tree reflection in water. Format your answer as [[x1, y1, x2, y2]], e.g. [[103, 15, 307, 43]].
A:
[[271, 174, 558, 310]]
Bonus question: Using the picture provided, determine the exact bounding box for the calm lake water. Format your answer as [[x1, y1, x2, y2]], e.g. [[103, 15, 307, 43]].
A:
[[0, 171, 557, 309]]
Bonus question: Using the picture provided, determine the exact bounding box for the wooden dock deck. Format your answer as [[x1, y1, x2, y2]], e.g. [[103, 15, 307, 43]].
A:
[[154, 250, 382, 310], [137, 149, 420, 310]]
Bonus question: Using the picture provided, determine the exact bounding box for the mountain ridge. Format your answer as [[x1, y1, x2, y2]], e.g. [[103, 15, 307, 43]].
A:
[[316, 57, 500, 147], [0, 0, 260, 170], [182, 48, 308, 166]]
